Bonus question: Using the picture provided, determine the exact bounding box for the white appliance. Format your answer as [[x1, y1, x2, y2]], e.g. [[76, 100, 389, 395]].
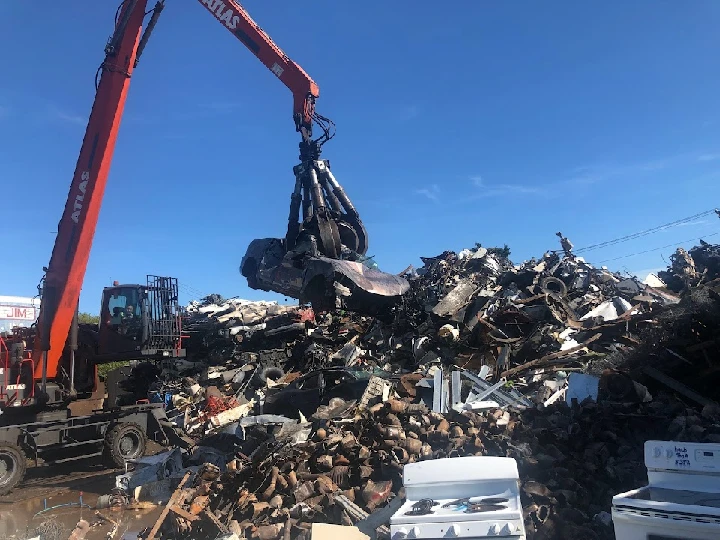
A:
[[389, 456, 526, 539], [612, 440, 720, 540]]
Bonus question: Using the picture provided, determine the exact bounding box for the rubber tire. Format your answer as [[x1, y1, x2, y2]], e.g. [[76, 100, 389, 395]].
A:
[[541, 276, 568, 297], [259, 366, 285, 384], [104, 422, 147, 468], [0, 443, 26, 496]]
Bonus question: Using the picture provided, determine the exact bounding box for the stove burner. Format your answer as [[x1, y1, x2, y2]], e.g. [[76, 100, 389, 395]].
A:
[[479, 497, 509, 505], [443, 497, 510, 509], [405, 498, 438, 516], [464, 503, 507, 514], [442, 498, 469, 508], [404, 508, 434, 516]]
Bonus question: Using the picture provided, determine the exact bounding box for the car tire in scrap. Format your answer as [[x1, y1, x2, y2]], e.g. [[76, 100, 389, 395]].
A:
[[260, 366, 285, 385], [540, 276, 568, 297], [0, 442, 26, 496], [104, 422, 147, 468]]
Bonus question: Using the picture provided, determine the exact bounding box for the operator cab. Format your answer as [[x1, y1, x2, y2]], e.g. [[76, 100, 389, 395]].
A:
[[104, 284, 143, 342], [97, 275, 185, 362]]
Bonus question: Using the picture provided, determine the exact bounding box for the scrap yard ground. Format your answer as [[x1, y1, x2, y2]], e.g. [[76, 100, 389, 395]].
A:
[[2, 2, 720, 540]]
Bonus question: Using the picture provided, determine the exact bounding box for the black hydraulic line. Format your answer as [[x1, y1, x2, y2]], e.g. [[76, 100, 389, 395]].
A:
[[285, 176, 303, 250], [319, 172, 342, 213], [106, 0, 139, 56], [324, 167, 359, 219], [134, 0, 165, 67], [308, 167, 326, 212], [302, 180, 312, 220], [69, 304, 78, 396]]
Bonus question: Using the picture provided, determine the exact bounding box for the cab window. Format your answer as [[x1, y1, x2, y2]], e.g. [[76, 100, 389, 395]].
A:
[[103, 287, 141, 335]]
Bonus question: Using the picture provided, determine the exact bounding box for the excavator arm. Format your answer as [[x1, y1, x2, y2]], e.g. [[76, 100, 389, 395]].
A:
[[32, 0, 150, 394], [22, 0, 395, 407], [196, 0, 327, 151], [195, 1, 373, 276]]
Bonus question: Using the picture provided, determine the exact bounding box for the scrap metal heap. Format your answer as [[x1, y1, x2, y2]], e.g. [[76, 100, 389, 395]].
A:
[[107, 239, 720, 540]]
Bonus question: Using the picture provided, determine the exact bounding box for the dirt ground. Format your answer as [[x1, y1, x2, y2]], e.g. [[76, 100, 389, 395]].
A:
[[0, 387, 169, 540], [0, 385, 174, 539], [0, 453, 163, 540]]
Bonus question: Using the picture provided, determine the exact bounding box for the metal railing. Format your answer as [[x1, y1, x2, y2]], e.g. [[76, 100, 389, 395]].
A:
[[145, 275, 182, 355]]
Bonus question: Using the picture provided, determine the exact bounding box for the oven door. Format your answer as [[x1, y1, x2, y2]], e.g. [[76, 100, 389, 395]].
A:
[[390, 522, 525, 539], [613, 506, 720, 540]]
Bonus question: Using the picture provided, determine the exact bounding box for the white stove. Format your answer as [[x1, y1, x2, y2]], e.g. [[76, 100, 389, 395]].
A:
[[612, 440, 720, 540], [390, 456, 526, 539]]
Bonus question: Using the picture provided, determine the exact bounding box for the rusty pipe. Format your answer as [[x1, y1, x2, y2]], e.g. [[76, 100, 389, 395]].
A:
[[380, 413, 402, 426], [391, 446, 410, 464], [378, 426, 405, 440], [255, 523, 283, 540], [262, 467, 280, 500], [402, 438, 423, 455], [287, 470, 298, 489], [251, 502, 271, 520], [315, 454, 333, 472], [283, 518, 294, 540], [362, 480, 393, 511]]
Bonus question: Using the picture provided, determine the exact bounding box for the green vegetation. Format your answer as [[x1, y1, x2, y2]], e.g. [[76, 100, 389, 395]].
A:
[[97, 360, 128, 380], [78, 312, 100, 325]]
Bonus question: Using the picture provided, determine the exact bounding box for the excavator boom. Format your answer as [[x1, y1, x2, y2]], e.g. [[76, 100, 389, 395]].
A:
[[13, 0, 402, 408], [33, 0, 149, 388], [197, 0, 320, 142]]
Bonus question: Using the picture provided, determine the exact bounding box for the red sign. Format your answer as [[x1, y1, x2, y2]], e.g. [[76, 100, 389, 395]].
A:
[[0, 306, 36, 321]]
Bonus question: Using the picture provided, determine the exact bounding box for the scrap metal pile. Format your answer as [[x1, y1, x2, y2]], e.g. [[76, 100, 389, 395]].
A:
[[127, 239, 720, 539], [137, 392, 720, 540]]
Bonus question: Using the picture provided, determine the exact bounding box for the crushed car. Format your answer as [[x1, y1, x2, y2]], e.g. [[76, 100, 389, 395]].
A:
[[240, 237, 410, 318]]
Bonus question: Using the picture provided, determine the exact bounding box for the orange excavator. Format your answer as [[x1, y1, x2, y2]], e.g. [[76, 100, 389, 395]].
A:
[[0, 0, 407, 494]]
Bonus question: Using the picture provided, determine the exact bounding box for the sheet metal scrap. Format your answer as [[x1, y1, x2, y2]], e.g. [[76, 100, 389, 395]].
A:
[[126, 238, 720, 540], [176, 239, 720, 416]]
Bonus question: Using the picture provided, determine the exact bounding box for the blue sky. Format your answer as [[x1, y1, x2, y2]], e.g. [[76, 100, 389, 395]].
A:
[[1, 1, 720, 313]]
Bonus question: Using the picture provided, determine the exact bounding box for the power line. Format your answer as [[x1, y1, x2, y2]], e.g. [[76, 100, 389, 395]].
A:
[[180, 283, 204, 296], [178, 283, 207, 301], [573, 208, 717, 254], [597, 231, 720, 264]]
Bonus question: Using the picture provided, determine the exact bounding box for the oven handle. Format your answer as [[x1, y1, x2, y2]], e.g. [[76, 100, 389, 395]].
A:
[[613, 507, 720, 538]]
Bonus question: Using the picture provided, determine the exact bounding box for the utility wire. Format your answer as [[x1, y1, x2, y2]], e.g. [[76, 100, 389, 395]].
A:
[[597, 231, 720, 264], [573, 208, 717, 254], [180, 283, 204, 297], [178, 283, 207, 302]]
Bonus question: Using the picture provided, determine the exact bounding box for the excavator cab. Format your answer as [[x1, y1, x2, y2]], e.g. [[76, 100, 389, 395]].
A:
[[97, 275, 185, 362]]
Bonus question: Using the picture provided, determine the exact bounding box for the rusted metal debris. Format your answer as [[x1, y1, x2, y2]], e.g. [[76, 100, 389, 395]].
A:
[[135, 390, 720, 539], [115, 238, 720, 539], [144, 471, 193, 540]]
